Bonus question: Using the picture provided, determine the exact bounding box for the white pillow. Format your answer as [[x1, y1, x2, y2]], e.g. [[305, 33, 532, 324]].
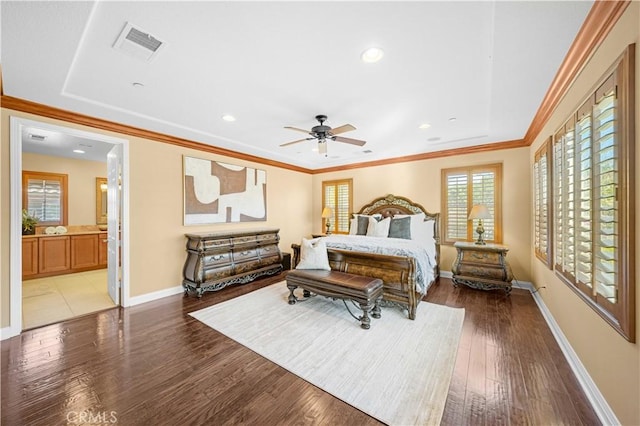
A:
[[366, 216, 391, 237], [296, 238, 331, 270], [407, 219, 435, 244], [349, 217, 358, 235]]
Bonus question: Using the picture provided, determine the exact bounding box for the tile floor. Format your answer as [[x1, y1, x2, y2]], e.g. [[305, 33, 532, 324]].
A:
[[22, 269, 116, 330]]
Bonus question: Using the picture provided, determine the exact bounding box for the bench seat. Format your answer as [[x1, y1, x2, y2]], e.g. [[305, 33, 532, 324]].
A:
[[286, 269, 383, 329]]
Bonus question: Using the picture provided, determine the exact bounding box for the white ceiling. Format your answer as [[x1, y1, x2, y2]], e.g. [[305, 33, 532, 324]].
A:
[[2, 1, 593, 169]]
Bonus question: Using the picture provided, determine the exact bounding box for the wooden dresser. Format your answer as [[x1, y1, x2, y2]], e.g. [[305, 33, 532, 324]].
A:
[[182, 228, 283, 297], [451, 241, 513, 293]]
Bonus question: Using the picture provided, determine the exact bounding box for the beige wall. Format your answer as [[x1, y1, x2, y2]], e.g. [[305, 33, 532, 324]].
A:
[[1, 109, 313, 321], [22, 152, 107, 226], [313, 146, 532, 282], [529, 3, 640, 424]]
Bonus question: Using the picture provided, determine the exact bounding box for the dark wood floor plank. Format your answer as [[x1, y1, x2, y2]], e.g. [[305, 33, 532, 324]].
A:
[[2, 274, 601, 425]]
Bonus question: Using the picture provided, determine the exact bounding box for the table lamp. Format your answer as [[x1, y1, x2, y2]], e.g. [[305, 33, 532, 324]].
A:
[[468, 205, 491, 245], [321, 207, 333, 235]]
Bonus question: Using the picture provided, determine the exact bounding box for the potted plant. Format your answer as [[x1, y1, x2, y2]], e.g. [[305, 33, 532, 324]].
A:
[[22, 209, 39, 235]]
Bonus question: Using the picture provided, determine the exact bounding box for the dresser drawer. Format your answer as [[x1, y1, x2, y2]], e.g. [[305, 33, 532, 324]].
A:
[[232, 235, 259, 246], [203, 252, 232, 267], [203, 265, 234, 281], [233, 248, 259, 263], [200, 238, 232, 251], [257, 233, 279, 244], [234, 258, 262, 274], [258, 244, 279, 258]]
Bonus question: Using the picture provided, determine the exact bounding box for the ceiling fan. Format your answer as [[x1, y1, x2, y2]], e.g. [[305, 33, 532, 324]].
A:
[[280, 115, 366, 155]]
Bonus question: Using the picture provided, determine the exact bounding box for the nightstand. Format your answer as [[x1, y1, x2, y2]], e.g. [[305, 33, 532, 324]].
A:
[[451, 241, 513, 293], [311, 234, 327, 238]]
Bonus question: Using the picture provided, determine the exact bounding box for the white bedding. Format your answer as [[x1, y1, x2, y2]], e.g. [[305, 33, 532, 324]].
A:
[[320, 234, 437, 295]]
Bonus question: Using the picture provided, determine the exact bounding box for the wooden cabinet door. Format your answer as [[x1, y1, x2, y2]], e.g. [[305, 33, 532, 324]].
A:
[[22, 238, 39, 278], [98, 232, 108, 266], [39, 236, 70, 274], [71, 234, 99, 270]]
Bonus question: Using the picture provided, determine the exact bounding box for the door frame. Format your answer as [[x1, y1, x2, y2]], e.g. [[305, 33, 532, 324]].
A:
[[8, 116, 130, 337]]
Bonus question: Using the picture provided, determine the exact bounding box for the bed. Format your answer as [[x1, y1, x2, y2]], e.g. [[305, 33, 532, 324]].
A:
[[292, 194, 440, 320]]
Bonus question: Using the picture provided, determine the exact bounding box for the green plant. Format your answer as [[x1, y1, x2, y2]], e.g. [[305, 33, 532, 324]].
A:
[[22, 209, 39, 232]]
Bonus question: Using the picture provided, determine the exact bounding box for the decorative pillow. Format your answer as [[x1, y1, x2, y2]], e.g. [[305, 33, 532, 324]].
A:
[[350, 214, 380, 235], [366, 216, 391, 237], [388, 216, 412, 239], [396, 213, 430, 242], [295, 238, 331, 270]]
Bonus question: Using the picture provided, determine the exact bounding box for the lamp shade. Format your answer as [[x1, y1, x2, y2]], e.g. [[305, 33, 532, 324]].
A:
[[321, 207, 333, 218], [468, 205, 491, 220]]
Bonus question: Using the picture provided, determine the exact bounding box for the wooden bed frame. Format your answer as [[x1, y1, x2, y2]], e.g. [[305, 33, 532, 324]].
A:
[[292, 194, 440, 320]]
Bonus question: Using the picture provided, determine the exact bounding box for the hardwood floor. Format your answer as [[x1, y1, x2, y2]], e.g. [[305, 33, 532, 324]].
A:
[[1, 273, 600, 425]]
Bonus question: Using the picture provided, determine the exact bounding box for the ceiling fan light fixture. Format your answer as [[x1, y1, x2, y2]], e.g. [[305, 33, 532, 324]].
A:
[[361, 47, 384, 63]]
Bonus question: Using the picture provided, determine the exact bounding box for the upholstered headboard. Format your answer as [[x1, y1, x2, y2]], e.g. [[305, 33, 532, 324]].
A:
[[356, 194, 440, 245]]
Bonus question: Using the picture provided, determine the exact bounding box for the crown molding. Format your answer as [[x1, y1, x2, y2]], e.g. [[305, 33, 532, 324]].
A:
[[310, 139, 527, 174], [524, 0, 631, 146], [0, 95, 311, 174]]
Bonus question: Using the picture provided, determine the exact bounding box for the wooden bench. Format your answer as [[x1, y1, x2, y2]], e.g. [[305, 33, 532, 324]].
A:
[[286, 269, 383, 329]]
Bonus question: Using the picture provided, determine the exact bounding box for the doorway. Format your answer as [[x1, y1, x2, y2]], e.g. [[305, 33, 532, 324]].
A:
[[9, 117, 130, 335]]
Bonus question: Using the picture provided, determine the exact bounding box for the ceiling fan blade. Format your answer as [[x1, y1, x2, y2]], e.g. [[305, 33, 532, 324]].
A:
[[333, 135, 366, 146], [280, 138, 312, 147], [284, 126, 312, 135], [330, 124, 356, 135]]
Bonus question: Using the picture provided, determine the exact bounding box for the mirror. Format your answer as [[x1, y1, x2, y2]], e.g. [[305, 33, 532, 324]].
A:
[[96, 177, 108, 226]]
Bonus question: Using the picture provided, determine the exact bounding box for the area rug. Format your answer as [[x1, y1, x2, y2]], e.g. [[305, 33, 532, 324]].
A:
[[189, 283, 465, 425]]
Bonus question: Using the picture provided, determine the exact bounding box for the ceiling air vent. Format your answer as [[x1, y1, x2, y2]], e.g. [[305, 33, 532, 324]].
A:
[[113, 22, 164, 62]]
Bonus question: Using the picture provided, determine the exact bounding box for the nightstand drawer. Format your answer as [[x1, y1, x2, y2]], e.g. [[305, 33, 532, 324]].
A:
[[461, 249, 501, 265]]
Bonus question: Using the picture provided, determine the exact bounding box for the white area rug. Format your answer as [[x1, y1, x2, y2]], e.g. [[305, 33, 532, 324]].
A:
[[190, 283, 464, 425]]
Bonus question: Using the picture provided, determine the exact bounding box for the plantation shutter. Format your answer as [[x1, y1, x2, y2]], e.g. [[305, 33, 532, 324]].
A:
[[443, 164, 502, 244], [22, 172, 68, 226], [575, 99, 593, 290], [446, 173, 468, 240], [593, 76, 618, 306], [322, 179, 352, 234], [471, 171, 496, 241], [534, 140, 551, 265]]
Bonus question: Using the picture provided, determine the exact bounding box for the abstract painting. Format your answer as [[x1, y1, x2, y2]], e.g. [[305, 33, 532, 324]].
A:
[[183, 156, 267, 225]]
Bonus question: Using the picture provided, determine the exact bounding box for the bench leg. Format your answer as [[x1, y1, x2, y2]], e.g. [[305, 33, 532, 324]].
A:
[[287, 284, 298, 305], [372, 297, 381, 319], [358, 302, 373, 329]]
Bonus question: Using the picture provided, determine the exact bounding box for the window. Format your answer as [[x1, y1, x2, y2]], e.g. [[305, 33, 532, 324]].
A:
[[22, 171, 68, 226], [534, 138, 552, 266], [441, 163, 502, 244], [322, 179, 353, 234], [549, 45, 635, 342]]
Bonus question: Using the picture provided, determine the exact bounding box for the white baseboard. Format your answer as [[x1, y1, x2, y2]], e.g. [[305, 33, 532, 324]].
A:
[[440, 270, 453, 279], [1, 325, 20, 341], [529, 288, 620, 426], [127, 285, 184, 307]]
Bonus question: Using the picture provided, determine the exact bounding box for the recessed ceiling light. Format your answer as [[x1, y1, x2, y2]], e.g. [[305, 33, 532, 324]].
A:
[[73, 149, 85, 154], [221, 114, 236, 122], [419, 123, 431, 129], [132, 82, 145, 88], [361, 47, 384, 63]]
